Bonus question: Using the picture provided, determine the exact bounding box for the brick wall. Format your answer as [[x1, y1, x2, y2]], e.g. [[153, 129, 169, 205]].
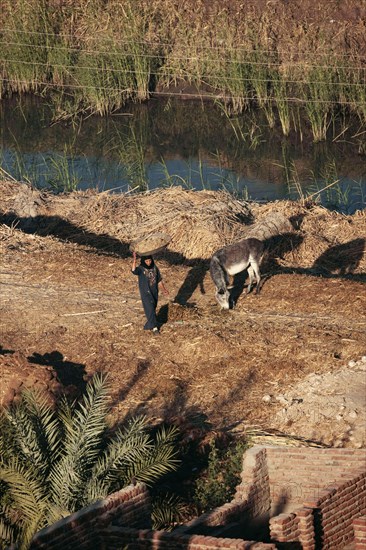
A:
[[269, 506, 315, 549], [24, 446, 366, 550], [303, 472, 366, 549], [354, 516, 366, 550], [164, 446, 366, 548], [176, 445, 271, 537], [266, 447, 366, 549], [266, 447, 366, 511], [234, 446, 271, 517], [100, 526, 276, 549], [29, 483, 151, 549]]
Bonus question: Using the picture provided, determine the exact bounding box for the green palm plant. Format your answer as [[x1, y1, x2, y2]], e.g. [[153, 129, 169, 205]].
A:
[[151, 493, 189, 531], [0, 373, 179, 549]]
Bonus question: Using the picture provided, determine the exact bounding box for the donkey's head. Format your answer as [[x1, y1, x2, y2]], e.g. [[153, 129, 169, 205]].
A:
[[215, 287, 230, 310]]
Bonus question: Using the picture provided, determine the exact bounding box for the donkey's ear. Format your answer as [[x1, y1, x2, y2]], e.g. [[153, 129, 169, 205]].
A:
[[217, 288, 225, 295]]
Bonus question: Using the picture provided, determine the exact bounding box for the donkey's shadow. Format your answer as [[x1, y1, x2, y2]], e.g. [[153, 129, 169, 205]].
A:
[[229, 270, 255, 308], [312, 238, 365, 276]]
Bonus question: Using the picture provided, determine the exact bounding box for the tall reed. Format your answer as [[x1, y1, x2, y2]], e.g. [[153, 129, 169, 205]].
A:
[[336, 63, 366, 124], [45, 146, 81, 192], [272, 72, 291, 137], [116, 122, 148, 191], [302, 59, 335, 142], [1, 0, 365, 144], [1, 0, 55, 94]]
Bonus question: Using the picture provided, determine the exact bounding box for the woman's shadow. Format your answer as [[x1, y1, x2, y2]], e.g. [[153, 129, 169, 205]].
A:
[[173, 259, 210, 306]]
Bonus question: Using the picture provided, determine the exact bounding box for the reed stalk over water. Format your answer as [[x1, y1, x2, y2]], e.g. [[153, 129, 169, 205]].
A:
[[1, 0, 365, 141]]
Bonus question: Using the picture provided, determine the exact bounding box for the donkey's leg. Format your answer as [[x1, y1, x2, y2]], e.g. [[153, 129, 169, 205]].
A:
[[247, 265, 255, 294], [227, 274, 234, 290], [250, 259, 261, 294]]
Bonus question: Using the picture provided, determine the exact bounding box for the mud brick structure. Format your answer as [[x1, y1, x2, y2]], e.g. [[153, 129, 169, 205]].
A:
[[25, 445, 366, 550], [266, 446, 366, 549], [353, 516, 366, 550], [28, 484, 152, 549]]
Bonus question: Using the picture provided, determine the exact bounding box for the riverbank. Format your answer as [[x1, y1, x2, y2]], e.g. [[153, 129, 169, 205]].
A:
[[1, 0, 365, 141], [1, 181, 365, 448]]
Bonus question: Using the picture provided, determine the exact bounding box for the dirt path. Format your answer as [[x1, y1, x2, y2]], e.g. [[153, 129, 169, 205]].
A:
[[1, 231, 365, 448]]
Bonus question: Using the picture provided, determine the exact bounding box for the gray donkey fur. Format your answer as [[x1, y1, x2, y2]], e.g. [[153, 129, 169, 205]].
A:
[[209, 237, 264, 309]]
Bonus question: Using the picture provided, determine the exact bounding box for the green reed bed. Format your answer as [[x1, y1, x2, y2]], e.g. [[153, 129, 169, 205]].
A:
[[1, 0, 159, 115], [1, 3, 55, 95], [272, 73, 292, 137], [300, 59, 336, 142], [336, 63, 366, 124], [47, 37, 155, 120], [117, 125, 149, 191], [277, 153, 365, 214], [72, 41, 142, 115], [1, 0, 365, 142], [1, 144, 81, 192], [0, 147, 34, 186]]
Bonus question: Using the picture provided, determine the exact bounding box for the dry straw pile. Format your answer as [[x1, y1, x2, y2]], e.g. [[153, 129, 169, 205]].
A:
[[74, 186, 254, 260], [250, 200, 366, 273], [1, 181, 365, 273]]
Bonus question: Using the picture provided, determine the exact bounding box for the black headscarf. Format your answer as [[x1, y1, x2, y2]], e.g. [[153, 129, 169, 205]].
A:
[[140, 255, 155, 269]]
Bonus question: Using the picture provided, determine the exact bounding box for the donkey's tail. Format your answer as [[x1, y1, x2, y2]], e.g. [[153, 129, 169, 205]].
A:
[[209, 254, 228, 291]]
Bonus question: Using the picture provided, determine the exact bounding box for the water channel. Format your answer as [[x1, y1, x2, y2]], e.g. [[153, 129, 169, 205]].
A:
[[1, 96, 365, 213]]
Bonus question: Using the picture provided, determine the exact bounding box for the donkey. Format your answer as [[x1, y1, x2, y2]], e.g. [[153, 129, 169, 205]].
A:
[[209, 237, 264, 309]]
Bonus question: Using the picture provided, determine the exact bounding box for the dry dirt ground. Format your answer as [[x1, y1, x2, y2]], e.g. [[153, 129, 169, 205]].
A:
[[0, 182, 365, 450]]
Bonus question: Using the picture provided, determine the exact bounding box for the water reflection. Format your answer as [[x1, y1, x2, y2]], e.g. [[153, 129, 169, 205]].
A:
[[0, 96, 365, 213]]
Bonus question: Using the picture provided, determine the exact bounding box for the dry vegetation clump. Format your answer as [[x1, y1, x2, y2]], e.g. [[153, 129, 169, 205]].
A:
[[167, 302, 203, 322], [250, 200, 366, 274], [0, 181, 253, 258], [291, 207, 366, 273], [1, 181, 365, 273], [51, 186, 254, 260], [0, 222, 64, 254]]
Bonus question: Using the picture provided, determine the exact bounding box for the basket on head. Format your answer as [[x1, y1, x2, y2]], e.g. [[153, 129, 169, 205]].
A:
[[129, 232, 171, 256]]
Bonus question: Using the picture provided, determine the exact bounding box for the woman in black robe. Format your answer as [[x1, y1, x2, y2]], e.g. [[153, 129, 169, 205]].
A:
[[132, 251, 169, 332]]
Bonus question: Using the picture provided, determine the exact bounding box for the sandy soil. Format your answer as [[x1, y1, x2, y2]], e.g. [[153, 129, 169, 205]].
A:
[[0, 182, 365, 449]]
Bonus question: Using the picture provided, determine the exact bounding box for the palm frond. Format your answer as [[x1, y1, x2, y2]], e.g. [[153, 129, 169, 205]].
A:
[[21, 389, 61, 459], [56, 394, 75, 440], [154, 424, 180, 448], [65, 372, 110, 460], [113, 415, 151, 440], [151, 493, 188, 531], [45, 503, 70, 525], [116, 424, 180, 487], [49, 373, 111, 510], [1, 390, 59, 482], [81, 430, 152, 503], [81, 416, 152, 502], [0, 458, 50, 526], [16, 509, 48, 550], [0, 519, 16, 548], [81, 421, 179, 504], [0, 409, 15, 461], [0, 407, 26, 461], [48, 455, 83, 512]]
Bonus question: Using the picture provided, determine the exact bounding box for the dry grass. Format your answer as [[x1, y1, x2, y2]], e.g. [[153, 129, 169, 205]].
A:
[[1, 179, 365, 451], [67, 186, 254, 259], [1, 181, 365, 273]]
